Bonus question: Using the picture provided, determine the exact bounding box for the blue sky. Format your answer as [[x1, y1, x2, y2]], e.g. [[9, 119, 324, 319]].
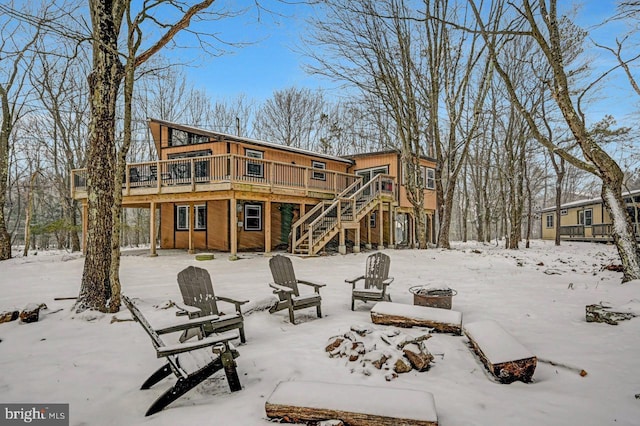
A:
[[172, 0, 637, 125]]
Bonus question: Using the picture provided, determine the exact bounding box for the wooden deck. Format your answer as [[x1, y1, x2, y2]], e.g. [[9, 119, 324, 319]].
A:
[[71, 154, 360, 201]]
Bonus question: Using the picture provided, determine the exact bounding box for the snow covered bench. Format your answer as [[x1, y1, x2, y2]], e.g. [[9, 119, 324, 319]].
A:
[[464, 320, 537, 384], [265, 380, 438, 426], [370, 301, 463, 334]]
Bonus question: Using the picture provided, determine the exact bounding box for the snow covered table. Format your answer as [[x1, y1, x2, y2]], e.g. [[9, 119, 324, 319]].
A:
[[464, 320, 537, 383], [265, 380, 438, 426], [370, 301, 463, 334]]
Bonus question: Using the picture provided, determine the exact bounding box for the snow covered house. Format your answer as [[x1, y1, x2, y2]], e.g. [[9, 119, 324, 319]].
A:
[[540, 188, 640, 242], [71, 119, 437, 256]]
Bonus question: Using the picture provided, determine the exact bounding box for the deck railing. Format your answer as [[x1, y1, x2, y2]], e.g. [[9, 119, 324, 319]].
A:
[[559, 225, 584, 237], [560, 222, 640, 239], [70, 154, 360, 198]]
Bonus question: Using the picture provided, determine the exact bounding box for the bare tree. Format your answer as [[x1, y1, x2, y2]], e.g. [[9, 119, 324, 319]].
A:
[[467, 0, 640, 282], [0, 7, 44, 260], [253, 86, 325, 149], [306, 0, 431, 246]]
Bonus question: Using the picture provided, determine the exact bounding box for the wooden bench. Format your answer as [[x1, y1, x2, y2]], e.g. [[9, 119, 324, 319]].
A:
[[464, 320, 537, 383], [370, 302, 463, 334], [265, 381, 438, 426], [122, 295, 242, 416]]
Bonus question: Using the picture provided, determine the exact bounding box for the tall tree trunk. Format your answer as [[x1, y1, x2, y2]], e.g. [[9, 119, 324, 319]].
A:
[[76, 1, 124, 313], [22, 172, 38, 257], [0, 95, 12, 260]]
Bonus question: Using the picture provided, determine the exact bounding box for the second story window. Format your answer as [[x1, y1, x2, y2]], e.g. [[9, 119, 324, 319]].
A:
[[169, 128, 209, 147], [170, 129, 189, 146], [312, 161, 326, 180], [245, 149, 264, 178], [423, 167, 435, 189]]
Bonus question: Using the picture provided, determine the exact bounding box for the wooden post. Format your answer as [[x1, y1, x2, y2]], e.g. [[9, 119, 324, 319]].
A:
[[366, 212, 372, 249], [188, 203, 195, 254], [339, 228, 346, 255], [82, 203, 88, 255], [265, 201, 272, 254], [156, 161, 161, 192], [149, 201, 157, 257], [353, 227, 361, 253], [378, 201, 384, 250], [388, 203, 395, 249], [300, 203, 306, 217], [190, 159, 196, 192], [230, 198, 238, 260]]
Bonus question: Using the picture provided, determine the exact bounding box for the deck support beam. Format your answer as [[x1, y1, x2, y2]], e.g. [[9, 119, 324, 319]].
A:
[[188, 203, 195, 254], [377, 201, 384, 250], [265, 201, 272, 254], [230, 198, 238, 260], [149, 201, 157, 257]]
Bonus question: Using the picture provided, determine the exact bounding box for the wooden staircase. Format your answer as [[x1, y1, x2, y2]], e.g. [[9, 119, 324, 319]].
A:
[[291, 174, 397, 256]]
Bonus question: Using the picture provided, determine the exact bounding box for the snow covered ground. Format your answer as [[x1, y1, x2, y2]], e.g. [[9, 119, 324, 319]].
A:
[[1, 240, 639, 425]]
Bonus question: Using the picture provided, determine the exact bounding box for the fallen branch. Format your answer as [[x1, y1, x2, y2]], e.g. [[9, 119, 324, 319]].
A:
[[54, 297, 77, 301], [538, 358, 587, 377]]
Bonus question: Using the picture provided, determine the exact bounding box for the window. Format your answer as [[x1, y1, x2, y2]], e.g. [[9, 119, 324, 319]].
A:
[[170, 129, 189, 146], [176, 206, 189, 230], [312, 161, 326, 180], [245, 149, 264, 178], [369, 212, 376, 228], [357, 166, 388, 183], [578, 209, 593, 226], [168, 128, 209, 147], [195, 205, 207, 230], [244, 204, 262, 231], [168, 150, 212, 179], [546, 214, 554, 228], [423, 167, 435, 189], [560, 209, 568, 216]]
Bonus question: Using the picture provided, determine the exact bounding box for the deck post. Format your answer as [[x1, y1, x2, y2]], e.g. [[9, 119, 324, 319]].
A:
[[82, 202, 88, 255], [149, 201, 158, 257], [188, 203, 195, 254], [339, 228, 346, 255], [353, 227, 361, 253], [366, 212, 372, 250], [265, 201, 272, 254], [230, 198, 238, 260], [377, 201, 384, 250], [388, 203, 395, 249]]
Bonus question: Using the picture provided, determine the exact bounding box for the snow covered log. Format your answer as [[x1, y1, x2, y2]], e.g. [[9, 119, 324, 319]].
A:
[[19, 303, 47, 323], [265, 381, 438, 426], [586, 303, 637, 325], [370, 302, 462, 335], [464, 320, 537, 384]]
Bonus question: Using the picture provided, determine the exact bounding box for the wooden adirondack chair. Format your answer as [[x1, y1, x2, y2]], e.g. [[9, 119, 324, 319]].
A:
[[268, 255, 326, 324], [122, 295, 241, 416], [176, 266, 249, 343], [346, 252, 393, 310]]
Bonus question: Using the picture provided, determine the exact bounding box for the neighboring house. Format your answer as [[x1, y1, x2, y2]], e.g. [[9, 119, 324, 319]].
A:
[[71, 118, 437, 256], [540, 189, 640, 242]]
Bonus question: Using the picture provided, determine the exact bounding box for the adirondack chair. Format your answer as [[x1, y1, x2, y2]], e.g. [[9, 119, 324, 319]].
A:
[[346, 252, 393, 310], [268, 255, 326, 324], [122, 295, 241, 416], [176, 266, 249, 343]]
